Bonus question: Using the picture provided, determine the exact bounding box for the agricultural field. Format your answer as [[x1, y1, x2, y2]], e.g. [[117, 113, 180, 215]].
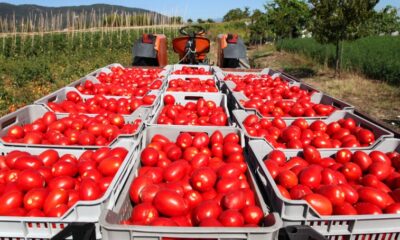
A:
[[0, 27, 180, 114], [276, 36, 400, 85]]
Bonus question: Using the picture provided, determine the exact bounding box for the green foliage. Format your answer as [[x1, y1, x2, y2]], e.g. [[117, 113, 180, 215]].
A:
[[277, 36, 400, 85], [309, 0, 379, 75], [249, 9, 272, 44], [187, 19, 193, 24], [0, 28, 179, 115], [265, 0, 311, 39], [361, 6, 400, 36], [309, 0, 378, 44], [223, 7, 250, 22], [206, 18, 215, 23], [199, 21, 249, 42], [197, 19, 205, 24]]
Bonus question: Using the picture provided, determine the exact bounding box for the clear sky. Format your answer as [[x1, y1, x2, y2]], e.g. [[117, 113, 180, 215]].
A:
[[2, 0, 399, 20]]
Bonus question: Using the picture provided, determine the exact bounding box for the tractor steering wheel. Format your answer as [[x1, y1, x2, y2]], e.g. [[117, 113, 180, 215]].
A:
[[179, 25, 205, 37]]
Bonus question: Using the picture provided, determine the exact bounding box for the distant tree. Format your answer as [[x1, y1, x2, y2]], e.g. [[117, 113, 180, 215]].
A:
[[265, 0, 310, 39], [249, 9, 269, 44], [223, 7, 250, 22], [362, 5, 400, 35], [309, 0, 379, 77], [206, 18, 215, 23], [187, 18, 193, 24], [197, 18, 205, 24], [244, 7, 251, 18]]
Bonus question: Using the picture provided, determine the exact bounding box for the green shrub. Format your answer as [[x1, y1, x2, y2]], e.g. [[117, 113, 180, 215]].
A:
[[276, 36, 400, 85]]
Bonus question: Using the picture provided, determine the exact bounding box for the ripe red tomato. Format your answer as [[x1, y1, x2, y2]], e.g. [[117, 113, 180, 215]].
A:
[[191, 167, 217, 192], [289, 185, 312, 200], [267, 150, 286, 166], [131, 203, 159, 225], [163, 95, 175, 105], [216, 177, 241, 193], [140, 148, 159, 166], [358, 187, 394, 209], [277, 170, 298, 189], [222, 190, 246, 210], [163, 160, 189, 182], [368, 162, 391, 181], [192, 200, 222, 224], [352, 151, 372, 171], [339, 184, 359, 204], [153, 189, 188, 217], [13, 156, 43, 170], [46, 204, 69, 217], [51, 161, 78, 177], [341, 162, 362, 181], [0, 190, 23, 214], [333, 202, 357, 215], [299, 166, 322, 189], [44, 189, 68, 214], [23, 188, 48, 210], [79, 179, 101, 200], [98, 156, 123, 176], [335, 149, 352, 163], [317, 185, 345, 206], [384, 203, 400, 214], [354, 202, 382, 215], [17, 169, 45, 191], [38, 149, 59, 167], [218, 209, 244, 227], [176, 133, 193, 149], [303, 146, 321, 164], [304, 193, 333, 215], [241, 205, 263, 225]]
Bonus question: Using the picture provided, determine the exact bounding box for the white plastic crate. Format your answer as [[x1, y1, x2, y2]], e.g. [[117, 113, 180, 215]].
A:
[[34, 87, 161, 121], [0, 137, 139, 239], [99, 125, 282, 240], [149, 92, 231, 126], [231, 109, 394, 150], [248, 138, 400, 239], [230, 91, 354, 120]]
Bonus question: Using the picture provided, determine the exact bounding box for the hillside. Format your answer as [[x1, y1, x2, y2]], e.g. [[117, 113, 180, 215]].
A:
[[0, 3, 155, 18]]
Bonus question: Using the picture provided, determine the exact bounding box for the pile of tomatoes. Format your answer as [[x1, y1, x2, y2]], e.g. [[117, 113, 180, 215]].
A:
[[242, 114, 376, 149], [167, 78, 218, 92], [263, 146, 400, 215], [97, 67, 163, 84], [76, 67, 164, 96], [156, 95, 228, 126], [46, 91, 156, 115], [225, 74, 314, 101], [76, 79, 163, 97], [172, 66, 212, 75], [0, 147, 128, 217], [123, 131, 265, 227], [2, 111, 141, 146], [241, 98, 336, 118]]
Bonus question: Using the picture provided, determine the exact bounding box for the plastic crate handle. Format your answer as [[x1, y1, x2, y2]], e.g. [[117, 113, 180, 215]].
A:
[[184, 96, 204, 101], [0, 116, 17, 130], [51, 222, 96, 240], [279, 225, 326, 240]]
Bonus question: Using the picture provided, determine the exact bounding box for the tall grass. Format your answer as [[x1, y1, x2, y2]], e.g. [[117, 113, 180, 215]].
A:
[[276, 36, 400, 85]]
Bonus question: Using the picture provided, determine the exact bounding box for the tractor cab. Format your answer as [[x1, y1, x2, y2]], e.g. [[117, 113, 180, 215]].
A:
[[172, 26, 210, 65]]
